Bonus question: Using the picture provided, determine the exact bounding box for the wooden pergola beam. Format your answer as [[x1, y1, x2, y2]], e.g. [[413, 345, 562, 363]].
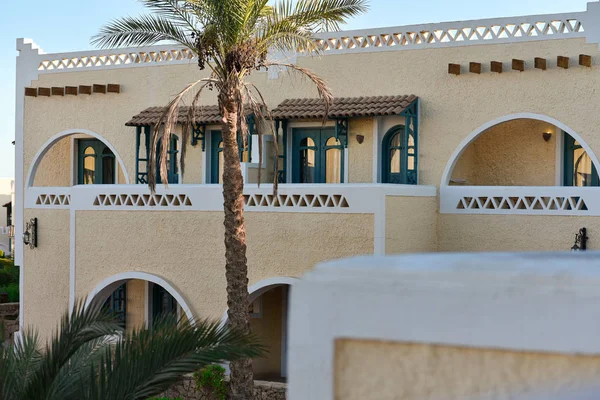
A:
[[469, 62, 481, 74], [448, 63, 461, 75], [107, 84, 121, 94], [490, 61, 503, 73], [24, 88, 37, 97], [557, 56, 570, 69], [534, 57, 547, 71], [79, 85, 92, 95], [512, 59, 525, 72], [51, 87, 65, 96], [579, 54, 592, 67], [93, 84, 107, 94]]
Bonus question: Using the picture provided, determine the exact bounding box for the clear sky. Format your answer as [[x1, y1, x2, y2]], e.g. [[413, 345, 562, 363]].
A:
[[0, 0, 591, 179]]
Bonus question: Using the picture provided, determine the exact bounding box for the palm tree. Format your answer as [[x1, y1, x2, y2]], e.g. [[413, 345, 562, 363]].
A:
[[0, 300, 263, 400], [92, 1, 368, 397]]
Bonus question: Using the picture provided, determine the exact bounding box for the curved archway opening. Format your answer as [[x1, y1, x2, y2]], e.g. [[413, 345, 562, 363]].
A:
[[442, 114, 600, 187], [221, 277, 297, 382], [86, 272, 193, 331], [26, 129, 130, 188]]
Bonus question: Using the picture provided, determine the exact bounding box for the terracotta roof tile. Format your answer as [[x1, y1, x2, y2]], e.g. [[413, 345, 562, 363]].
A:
[[125, 105, 223, 127], [271, 95, 417, 120]]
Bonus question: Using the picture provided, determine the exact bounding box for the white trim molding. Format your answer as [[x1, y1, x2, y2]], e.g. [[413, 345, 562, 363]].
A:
[[85, 271, 194, 323], [288, 252, 600, 400], [25, 128, 131, 188], [440, 185, 600, 215], [440, 113, 600, 187], [17, 4, 600, 78]]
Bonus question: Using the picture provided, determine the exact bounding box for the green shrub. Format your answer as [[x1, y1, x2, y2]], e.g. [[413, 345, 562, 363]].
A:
[[0, 283, 19, 303], [194, 364, 227, 400], [0, 260, 18, 287], [0, 249, 4, 258]]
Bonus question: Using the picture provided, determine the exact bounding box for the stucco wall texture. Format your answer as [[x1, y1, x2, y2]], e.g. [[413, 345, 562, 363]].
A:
[[334, 339, 600, 400], [74, 210, 374, 320], [22, 209, 70, 339], [451, 119, 557, 186], [385, 195, 438, 254]]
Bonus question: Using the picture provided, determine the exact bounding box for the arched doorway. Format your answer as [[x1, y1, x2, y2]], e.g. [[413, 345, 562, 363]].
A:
[[86, 272, 194, 331], [222, 277, 297, 381]]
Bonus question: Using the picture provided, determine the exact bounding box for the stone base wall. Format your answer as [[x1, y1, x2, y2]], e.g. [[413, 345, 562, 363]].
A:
[[0, 303, 19, 344], [164, 377, 286, 400]]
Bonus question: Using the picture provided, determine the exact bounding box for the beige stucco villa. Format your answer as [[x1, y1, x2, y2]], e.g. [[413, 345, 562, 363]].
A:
[[14, 1, 600, 382]]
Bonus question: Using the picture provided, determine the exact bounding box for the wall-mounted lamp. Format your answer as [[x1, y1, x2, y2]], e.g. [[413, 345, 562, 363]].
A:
[[571, 227, 587, 251], [543, 132, 552, 142], [356, 135, 365, 144], [23, 218, 37, 249]]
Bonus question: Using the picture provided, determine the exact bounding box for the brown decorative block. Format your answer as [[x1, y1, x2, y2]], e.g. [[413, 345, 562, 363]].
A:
[[448, 63, 461, 75], [579, 54, 592, 67], [79, 85, 92, 95], [107, 84, 121, 94], [65, 86, 78, 95], [93, 84, 106, 94], [24, 87, 38, 97], [557, 56, 569, 69], [469, 62, 481, 74], [51, 87, 65, 96], [512, 59, 525, 72], [38, 87, 51, 97], [491, 61, 503, 73], [534, 57, 547, 70]]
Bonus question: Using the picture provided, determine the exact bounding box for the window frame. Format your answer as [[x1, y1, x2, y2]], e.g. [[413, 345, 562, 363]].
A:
[[381, 125, 417, 185], [291, 127, 345, 184], [563, 131, 599, 187], [77, 139, 116, 185]]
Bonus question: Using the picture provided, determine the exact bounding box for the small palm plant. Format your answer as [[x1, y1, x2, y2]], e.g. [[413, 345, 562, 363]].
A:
[[0, 300, 263, 400], [93, 1, 368, 397]]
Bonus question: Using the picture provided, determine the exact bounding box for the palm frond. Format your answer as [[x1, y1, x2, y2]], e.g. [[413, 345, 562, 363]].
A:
[[91, 14, 196, 49], [18, 300, 122, 400], [148, 78, 216, 191], [259, 0, 368, 53], [83, 316, 265, 400]]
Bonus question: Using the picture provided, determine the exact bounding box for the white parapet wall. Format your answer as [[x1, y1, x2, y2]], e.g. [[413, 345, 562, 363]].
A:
[[288, 252, 600, 400]]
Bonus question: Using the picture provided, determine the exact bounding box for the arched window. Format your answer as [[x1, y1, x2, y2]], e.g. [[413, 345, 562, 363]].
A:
[[78, 139, 116, 185], [292, 128, 344, 183], [382, 125, 416, 184]]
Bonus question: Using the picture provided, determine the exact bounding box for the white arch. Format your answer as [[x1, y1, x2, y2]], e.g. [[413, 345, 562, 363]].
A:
[[25, 128, 130, 188], [220, 276, 298, 325], [440, 113, 600, 186], [85, 271, 194, 323]]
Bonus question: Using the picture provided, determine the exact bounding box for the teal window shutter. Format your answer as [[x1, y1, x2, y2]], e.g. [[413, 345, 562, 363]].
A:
[[77, 139, 116, 185], [291, 127, 344, 183], [563, 132, 599, 186]]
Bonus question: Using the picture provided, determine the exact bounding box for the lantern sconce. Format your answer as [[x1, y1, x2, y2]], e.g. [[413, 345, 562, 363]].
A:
[[571, 227, 587, 251], [543, 132, 552, 142], [23, 218, 37, 249]]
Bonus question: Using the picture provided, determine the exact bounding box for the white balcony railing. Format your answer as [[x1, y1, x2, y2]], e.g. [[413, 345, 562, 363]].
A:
[[440, 186, 600, 216], [26, 184, 436, 214]]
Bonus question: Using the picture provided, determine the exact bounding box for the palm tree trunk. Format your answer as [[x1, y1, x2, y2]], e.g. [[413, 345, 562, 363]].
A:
[[219, 92, 254, 400]]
